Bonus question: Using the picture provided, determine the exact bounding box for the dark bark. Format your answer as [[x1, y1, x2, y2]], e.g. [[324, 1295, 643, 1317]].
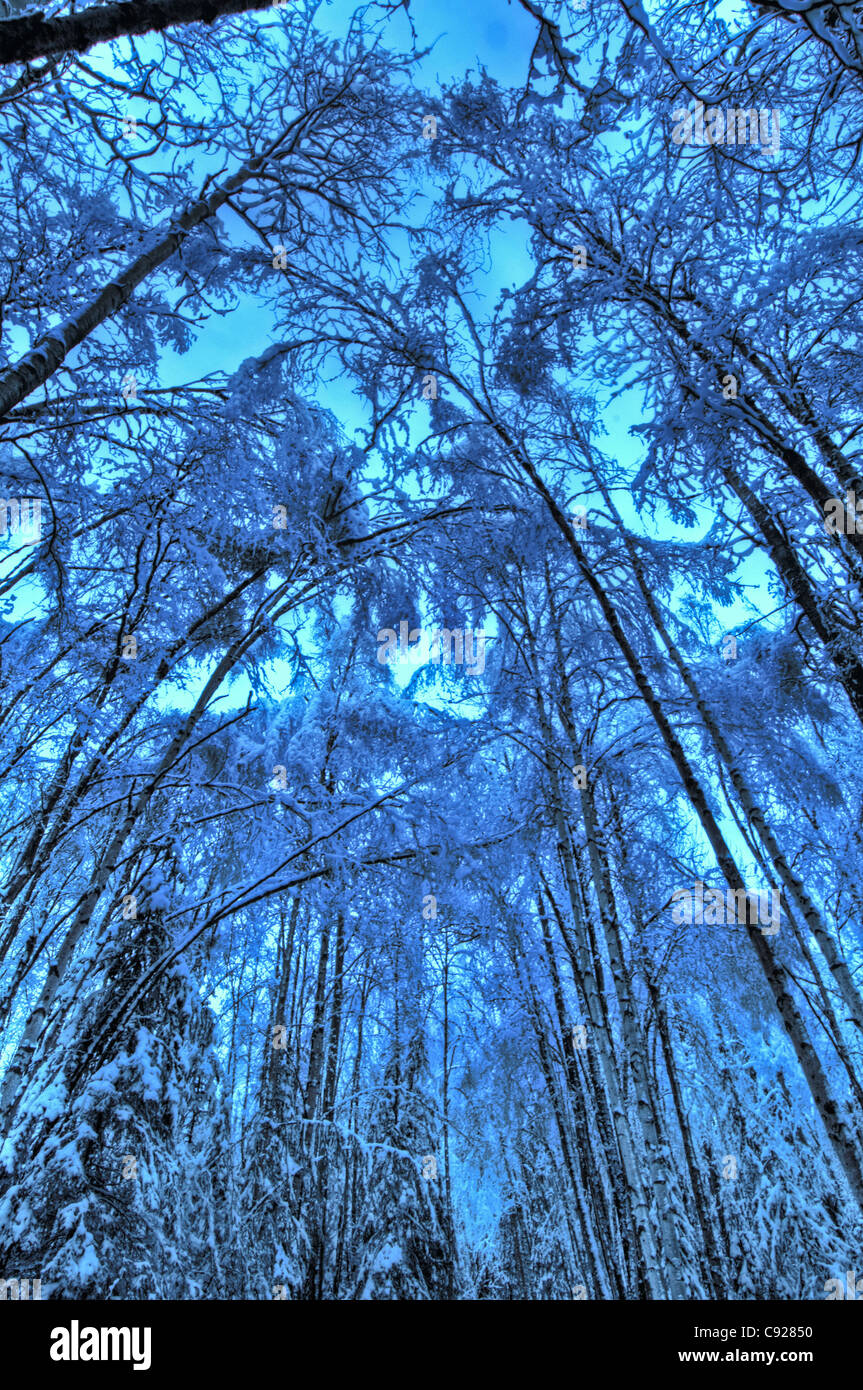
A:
[[0, 0, 272, 69], [0, 118, 308, 421], [322, 908, 345, 1121]]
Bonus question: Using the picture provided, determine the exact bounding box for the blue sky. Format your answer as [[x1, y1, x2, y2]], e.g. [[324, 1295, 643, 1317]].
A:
[[3, 0, 775, 669]]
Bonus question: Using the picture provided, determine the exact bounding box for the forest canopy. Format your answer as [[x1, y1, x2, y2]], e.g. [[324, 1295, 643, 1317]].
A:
[[0, 0, 862, 1301]]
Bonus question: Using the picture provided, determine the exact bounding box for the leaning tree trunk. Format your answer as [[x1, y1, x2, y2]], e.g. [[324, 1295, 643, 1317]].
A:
[[0, 0, 274, 68], [490, 414, 863, 1215], [604, 481, 863, 1043], [0, 112, 319, 421]]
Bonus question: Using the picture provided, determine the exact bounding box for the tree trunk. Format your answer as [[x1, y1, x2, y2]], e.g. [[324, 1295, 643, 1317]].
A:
[[494, 418, 863, 1215], [0, 0, 275, 68]]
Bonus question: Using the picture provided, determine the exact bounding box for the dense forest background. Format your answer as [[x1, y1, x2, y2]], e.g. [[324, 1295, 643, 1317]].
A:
[[0, 0, 862, 1300]]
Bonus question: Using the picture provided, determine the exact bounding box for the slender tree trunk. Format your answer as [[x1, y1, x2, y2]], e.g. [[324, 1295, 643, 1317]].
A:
[[547, 579, 688, 1293], [605, 484, 863, 1041], [536, 891, 619, 1297], [499, 428, 863, 1214], [322, 908, 345, 1121], [441, 928, 458, 1298], [723, 461, 863, 724], [1, 618, 266, 1131], [264, 897, 300, 1093], [568, 228, 863, 579], [523, 625, 668, 1297], [0, 115, 315, 421], [539, 871, 636, 1296], [304, 910, 332, 1124], [649, 981, 726, 1297], [0, 0, 275, 68]]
